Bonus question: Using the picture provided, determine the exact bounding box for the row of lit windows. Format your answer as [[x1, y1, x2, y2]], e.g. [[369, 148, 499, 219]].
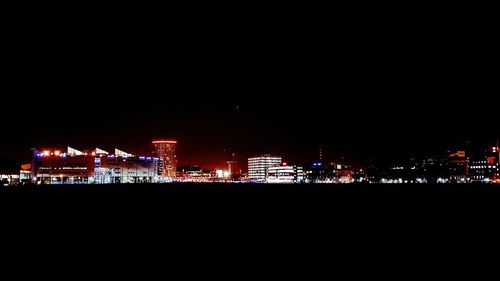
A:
[[470, 166, 498, 169], [267, 173, 302, 176], [39, 167, 88, 170]]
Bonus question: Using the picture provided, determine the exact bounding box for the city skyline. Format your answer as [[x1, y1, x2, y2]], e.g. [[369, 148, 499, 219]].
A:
[[2, 134, 499, 170], [2, 139, 497, 185], [1, 110, 499, 170], [2, 10, 498, 170]]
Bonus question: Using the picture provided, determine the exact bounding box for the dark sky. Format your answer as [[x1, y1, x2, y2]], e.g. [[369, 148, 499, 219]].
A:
[[1, 6, 498, 169]]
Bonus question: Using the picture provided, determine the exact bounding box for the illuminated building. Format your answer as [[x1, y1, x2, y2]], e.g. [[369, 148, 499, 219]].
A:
[[248, 155, 282, 182], [0, 158, 20, 186], [306, 162, 354, 183], [20, 164, 32, 184], [115, 148, 134, 158], [32, 147, 161, 184], [152, 140, 177, 178], [94, 155, 160, 184], [266, 165, 304, 184], [469, 145, 500, 182], [32, 148, 96, 184], [306, 162, 329, 183], [215, 169, 231, 179], [448, 151, 468, 183], [0, 168, 20, 187], [176, 166, 216, 182], [1, 174, 20, 186], [383, 156, 449, 184]]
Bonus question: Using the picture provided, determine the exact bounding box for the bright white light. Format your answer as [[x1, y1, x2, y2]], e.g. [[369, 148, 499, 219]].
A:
[[216, 170, 224, 178], [54, 151, 61, 156], [43, 151, 50, 156]]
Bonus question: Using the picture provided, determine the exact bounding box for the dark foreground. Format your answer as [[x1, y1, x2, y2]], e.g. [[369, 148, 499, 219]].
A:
[[3, 183, 500, 257], [2, 183, 500, 212]]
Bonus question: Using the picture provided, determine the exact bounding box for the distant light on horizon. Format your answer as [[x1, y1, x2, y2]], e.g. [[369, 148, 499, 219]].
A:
[[152, 140, 178, 144]]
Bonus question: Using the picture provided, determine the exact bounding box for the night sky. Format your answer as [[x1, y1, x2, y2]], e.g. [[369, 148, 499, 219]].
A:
[[1, 7, 498, 169]]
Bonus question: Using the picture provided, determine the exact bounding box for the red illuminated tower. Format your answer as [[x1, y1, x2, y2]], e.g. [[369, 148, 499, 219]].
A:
[[152, 140, 177, 178]]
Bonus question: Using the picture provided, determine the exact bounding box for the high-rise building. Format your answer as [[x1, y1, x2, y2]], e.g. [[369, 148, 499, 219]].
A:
[[248, 155, 282, 182], [152, 140, 177, 178]]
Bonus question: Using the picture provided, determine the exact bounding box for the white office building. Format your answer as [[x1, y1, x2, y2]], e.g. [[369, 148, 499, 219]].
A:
[[266, 165, 305, 184], [248, 155, 282, 182]]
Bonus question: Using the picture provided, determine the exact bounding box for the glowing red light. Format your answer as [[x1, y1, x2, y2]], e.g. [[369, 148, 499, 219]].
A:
[[152, 140, 177, 144]]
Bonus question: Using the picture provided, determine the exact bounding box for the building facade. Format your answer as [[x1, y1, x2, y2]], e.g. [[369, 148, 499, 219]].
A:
[[305, 162, 355, 183], [469, 146, 500, 182], [32, 147, 160, 184], [248, 155, 282, 182], [266, 165, 304, 183], [152, 140, 177, 178], [448, 151, 468, 183], [94, 156, 160, 184], [32, 149, 96, 184], [176, 166, 216, 182], [0, 160, 21, 186]]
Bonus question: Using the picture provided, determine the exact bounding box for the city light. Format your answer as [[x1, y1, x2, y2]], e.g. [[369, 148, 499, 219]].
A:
[[216, 170, 224, 178], [152, 140, 177, 144], [2, 137, 500, 187]]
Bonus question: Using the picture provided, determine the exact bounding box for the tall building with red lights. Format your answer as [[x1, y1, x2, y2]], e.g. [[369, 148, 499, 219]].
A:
[[152, 140, 177, 178]]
